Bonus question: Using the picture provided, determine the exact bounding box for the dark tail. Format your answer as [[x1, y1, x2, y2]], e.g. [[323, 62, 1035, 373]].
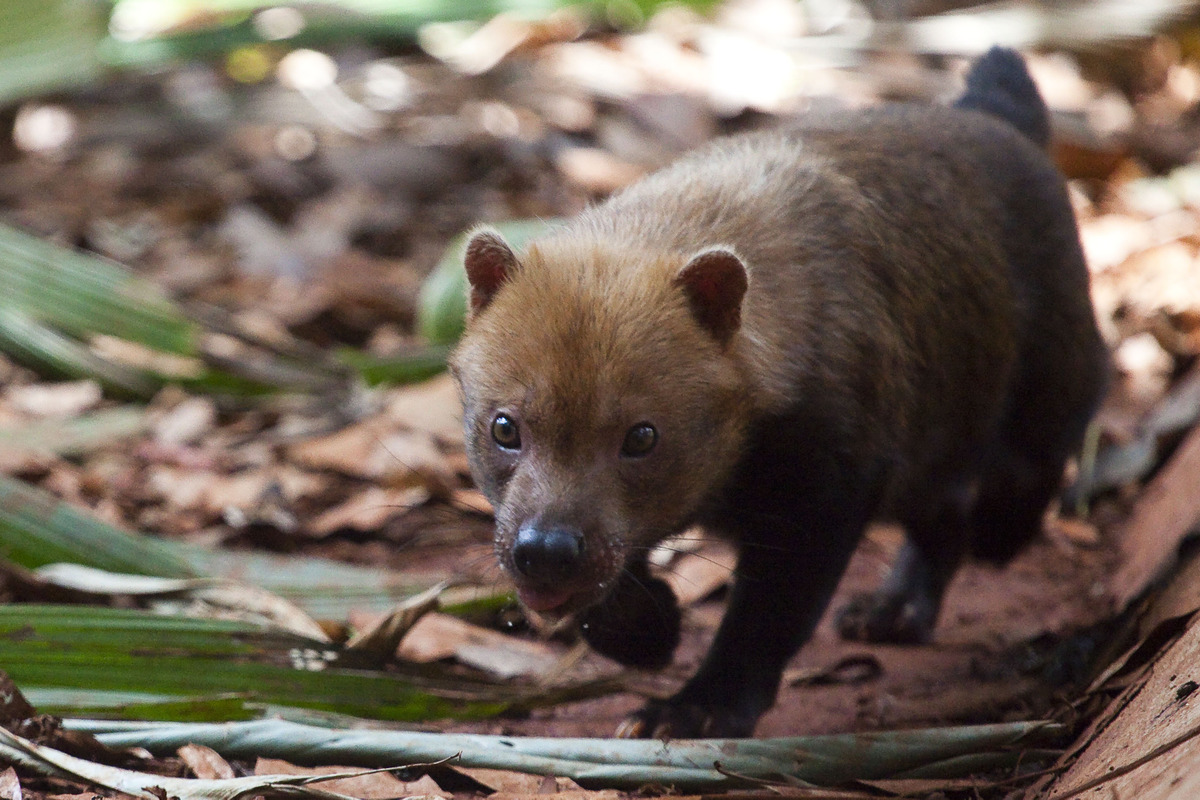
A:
[[954, 46, 1051, 149]]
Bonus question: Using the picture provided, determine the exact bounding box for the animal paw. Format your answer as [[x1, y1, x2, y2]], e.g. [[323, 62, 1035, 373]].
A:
[[835, 591, 935, 644], [579, 572, 680, 669], [616, 698, 757, 739]]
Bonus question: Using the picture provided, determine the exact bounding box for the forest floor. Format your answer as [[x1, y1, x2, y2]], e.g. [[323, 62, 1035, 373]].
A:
[[4, 2, 1200, 798]]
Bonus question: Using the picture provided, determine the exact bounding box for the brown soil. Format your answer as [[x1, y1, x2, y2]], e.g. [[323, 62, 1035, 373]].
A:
[[442, 522, 1119, 739]]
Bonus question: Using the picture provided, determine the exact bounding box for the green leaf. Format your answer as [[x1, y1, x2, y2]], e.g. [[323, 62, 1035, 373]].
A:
[[0, 475, 197, 577], [0, 223, 197, 355], [335, 344, 451, 386], [416, 219, 562, 345], [0, 0, 107, 106], [0, 405, 148, 458], [0, 605, 516, 722], [22, 690, 259, 723], [0, 222, 357, 397], [0, 309, 166, 399]]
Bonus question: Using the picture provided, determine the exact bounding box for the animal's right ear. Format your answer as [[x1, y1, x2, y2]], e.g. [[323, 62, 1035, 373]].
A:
[[674, 247, 748, 346], [464, 229, 518, 315]]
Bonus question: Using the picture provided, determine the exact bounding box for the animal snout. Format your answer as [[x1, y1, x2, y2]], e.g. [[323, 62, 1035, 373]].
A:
[[512, 523, 585, 583]]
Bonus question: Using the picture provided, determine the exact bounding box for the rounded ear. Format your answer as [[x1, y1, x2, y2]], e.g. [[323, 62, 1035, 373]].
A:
[[464, 229, 519, 314], [673, 247, 748, 345]]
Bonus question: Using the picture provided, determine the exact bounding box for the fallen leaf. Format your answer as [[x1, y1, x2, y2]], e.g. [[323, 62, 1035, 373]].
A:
[[33, 563, 331, 641], [254, 759, 449, 800], [658, 540, 737, 607], [451, 488, 493, 515], [307, 485, 430, 537], [554, 146, 645, 194], [1047, 514, 1102, 548], [1113, 332, 1173, 406], [396, 611, 562, 679], [288, 421, 385, 479], [490, 790, 619, 800], [374, 430, 456, 496], [153, 397, 217, 445], [1038, 614, 1200, 800], [0, 768, 20, 800], [385, 374, 465, 446], [345, 581, 445, 661], [177, 744, 234, 781], [5, 381, 102, 419]]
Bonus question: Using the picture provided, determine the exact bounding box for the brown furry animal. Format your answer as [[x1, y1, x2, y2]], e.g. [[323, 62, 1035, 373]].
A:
[[450, 47, 1108, 738]]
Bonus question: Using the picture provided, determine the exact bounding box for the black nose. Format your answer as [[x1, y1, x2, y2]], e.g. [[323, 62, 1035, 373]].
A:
[[512, 524, 585, 583]]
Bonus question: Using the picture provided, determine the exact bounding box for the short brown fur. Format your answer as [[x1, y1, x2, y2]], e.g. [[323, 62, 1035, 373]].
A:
[[451, 49, 1107, 737]]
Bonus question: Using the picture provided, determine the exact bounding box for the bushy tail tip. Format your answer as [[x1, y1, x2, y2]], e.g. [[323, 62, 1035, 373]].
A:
[[955, 46, 1051, 149]]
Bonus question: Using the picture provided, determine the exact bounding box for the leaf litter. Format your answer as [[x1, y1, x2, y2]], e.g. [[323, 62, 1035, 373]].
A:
[[4, 0, 1200, 798]]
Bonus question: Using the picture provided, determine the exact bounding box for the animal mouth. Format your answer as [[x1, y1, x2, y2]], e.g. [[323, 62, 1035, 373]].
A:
[[516, 585, 576, 614]]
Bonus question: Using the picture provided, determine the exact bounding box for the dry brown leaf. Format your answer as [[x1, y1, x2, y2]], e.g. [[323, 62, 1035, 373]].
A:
[[0, 448, 54, 476], [170, 581, 331, 641], [464, 773, 597, 797], [288, 421, 385, 478], [142, 464, 319, 520], [1113, 332, 1173, 407], [374, 431, 456, 496], [1038, 614, 1200, 800], [287, 421, 455, 494], [146, 465, 216, 511], [426, 14, 537, 75], [659, 540, 737, 607], [1079, 213, 1155, 275], [253, 759, 450, 799], [1047, 514, 1102, 549], [204, 470, 278, 515], [452, 488, 493, 515], [0, 768, 20, 800], [307, 485, 430, 537], [449, 767, 541, 795], [177, 743, 235, 780], [5, 380, 102, 419], [491, 789, 620, 800], [1118, 242, 1200, 319], [384, 374, 465, 446], [395, 611, 561, 679], [153, 397, 217, 445], [542, 40, 646, 99], [344, 580, 444, 660], [92, 335, 205, 378]]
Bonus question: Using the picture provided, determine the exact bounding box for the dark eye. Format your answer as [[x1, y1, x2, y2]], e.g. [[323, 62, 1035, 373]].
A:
[[621, 422, 657, 457], [491, 413, 521, 450]]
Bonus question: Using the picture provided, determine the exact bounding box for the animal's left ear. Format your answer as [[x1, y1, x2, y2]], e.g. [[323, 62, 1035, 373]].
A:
[[673, 247, 748, 345]]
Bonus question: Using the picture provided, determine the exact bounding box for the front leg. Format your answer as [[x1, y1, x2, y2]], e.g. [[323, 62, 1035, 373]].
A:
[[619, 506, 871, 738], [579, 558, 681, 669]]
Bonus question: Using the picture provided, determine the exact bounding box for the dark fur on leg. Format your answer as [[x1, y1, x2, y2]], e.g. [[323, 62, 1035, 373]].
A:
[[579, 561, 681, 669]]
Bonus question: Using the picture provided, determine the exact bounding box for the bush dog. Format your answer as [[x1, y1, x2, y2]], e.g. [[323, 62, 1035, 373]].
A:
[[450, 47, 1107, 738]]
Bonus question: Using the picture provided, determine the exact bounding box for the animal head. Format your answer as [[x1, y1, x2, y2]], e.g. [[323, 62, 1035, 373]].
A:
[[450, 228, 753, 618]]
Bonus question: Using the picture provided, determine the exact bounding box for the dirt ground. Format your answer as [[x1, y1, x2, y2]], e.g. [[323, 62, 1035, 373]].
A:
[[412, 520, 1118, 739]]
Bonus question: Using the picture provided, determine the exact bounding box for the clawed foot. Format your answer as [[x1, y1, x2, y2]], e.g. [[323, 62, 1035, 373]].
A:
[[616, 698, 757, 739], [835, 591, 935, 644]]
